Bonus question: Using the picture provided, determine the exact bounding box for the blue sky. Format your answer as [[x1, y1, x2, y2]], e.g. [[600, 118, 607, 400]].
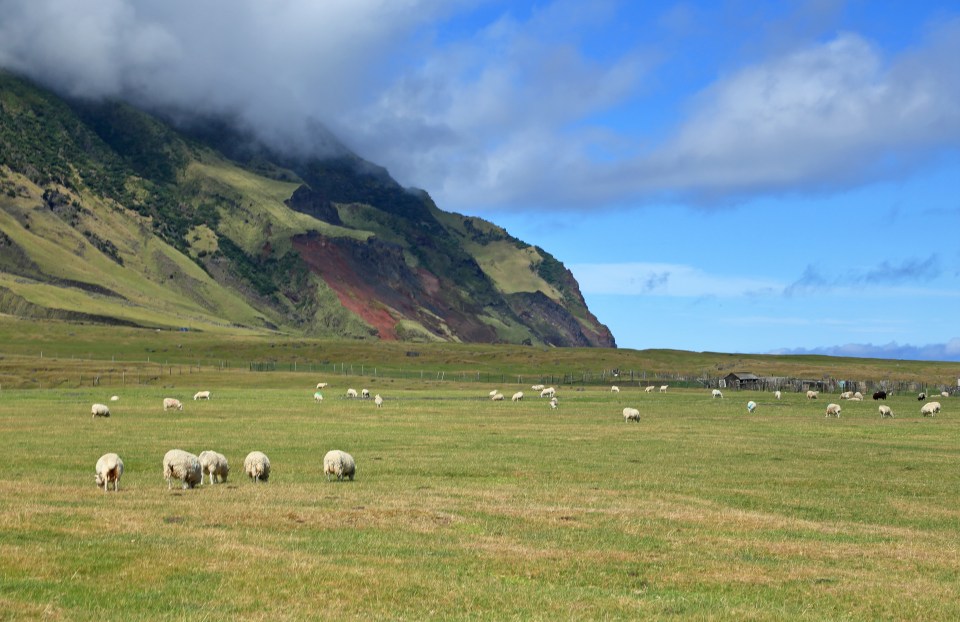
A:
[[2, 0, 959, 359]]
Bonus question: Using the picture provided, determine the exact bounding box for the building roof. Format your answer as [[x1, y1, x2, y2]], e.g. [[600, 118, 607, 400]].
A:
[[725, 372, 760, 381]]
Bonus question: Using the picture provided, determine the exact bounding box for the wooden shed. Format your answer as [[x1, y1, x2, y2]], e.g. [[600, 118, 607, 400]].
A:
[[722, 372, 761, 390]]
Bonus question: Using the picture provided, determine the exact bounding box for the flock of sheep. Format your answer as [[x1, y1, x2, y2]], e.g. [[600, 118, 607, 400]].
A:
[[91, 385, 356, 493]]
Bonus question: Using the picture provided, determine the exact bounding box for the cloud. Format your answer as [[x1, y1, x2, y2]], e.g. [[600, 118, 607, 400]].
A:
[[785, 254, 941, 295], [770, 338, 960, 362], [570, 262, 782, 297]]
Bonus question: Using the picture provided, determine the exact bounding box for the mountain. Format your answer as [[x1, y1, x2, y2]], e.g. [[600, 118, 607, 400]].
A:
[[0, 71, 615, 347]]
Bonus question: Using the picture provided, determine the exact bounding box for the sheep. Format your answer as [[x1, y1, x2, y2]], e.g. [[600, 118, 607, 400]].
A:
[[659, 385, 668, 393], [848, 396, 863, 401], [774, 390, 781, 400], [611, 386, 620, 393], [374, 394, 383, 408], [825, 403, 842, 418], [941, 391, 950, 398], [346, 388, 358, 399], [323, 450, 356, 481], [531, 384, 545, 391], [711, 389, 723, 399], [109, 395, 120, 402], [872, 391, 887, 400], [549, 397, 558, 409], [853, 391, 863, 400], [511, 391, 524, 402], [316, 382, 328, 389], [623, 407, 640, 422], [198, 450, 229, 485], [491, 393, 504, 401], [921, 401, 941, 417], [840, 391, 854, 400], [540, 387, 556, 398], [918, 392, 926, 401], [91, 403, 110, 418], [361, 389, 370, 399], [193, 390, 211, 401], [489, 390, 499, 397], [162, 449, 202, 489], [244, 451, 271, 482], [95, 453, 124, 492], [163, 398, 183, 411], [314, 391, 324, 403], [806, 390, 819, 399], [879, 405, 894, 418], [747, 401, 757, 413], [645, 385, 655, 393]]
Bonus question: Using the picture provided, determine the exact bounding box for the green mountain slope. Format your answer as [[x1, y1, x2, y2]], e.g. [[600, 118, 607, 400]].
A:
[[0, 71, 615, 346]]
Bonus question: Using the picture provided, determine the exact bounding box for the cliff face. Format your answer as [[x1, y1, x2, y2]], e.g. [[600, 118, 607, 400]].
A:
[[0, 71, 615, 346]]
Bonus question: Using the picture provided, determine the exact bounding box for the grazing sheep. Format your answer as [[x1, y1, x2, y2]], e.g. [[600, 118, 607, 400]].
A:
[[853, 392, 863, 400], [840, 391, 853, 400], [747, 401, 757, 413], [323, 450, 356, 481], [198, 450, 229, 485], [162, 449, 202, 489], [659, 385, 668, 393], [109, 395, 120, 402], [872, 391, 887, 400], [374, 394, 383, 408], [193, 391, 211, 401], [346, 388, 358, 399], [711, 389, 723, 399], [611, 386, 620, 393], [921, 401, 941, 417], [314, 391, 324, 403], [825, 403, 842, 418], [942, 391, 950, 398], [491, 393, 504, 401], [918, 392, 926, 401], [623, 407, 640, 422], [774, 390, 781, 400], [243, 451, 271, 482], [361, 389, 370, 399], [550, 397, 558, 409], [879, 405, 894, 418], [848, 396, 863, 401], [531, 384, 545, 391], [511, 391, 524, 402], [316, 382, 328, 389], [91, 403, 110, 418], [806, 391, 819, 400], [162, 398, 183, 411], [95, 453, 124, 492], [645, 385, 655, 393], [540, 387, 556, 398]]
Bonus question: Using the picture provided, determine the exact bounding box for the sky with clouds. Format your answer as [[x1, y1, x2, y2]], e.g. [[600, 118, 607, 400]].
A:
[[1, 0, 959, 360]]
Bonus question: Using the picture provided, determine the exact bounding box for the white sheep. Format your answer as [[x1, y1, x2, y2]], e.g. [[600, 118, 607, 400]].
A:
[[853, 391, 863, 400], [314, 391, 324, 403], [316, 382, 328, 390], [162, 449, 202, 489], [109, 395, 120, 402], [774, 391, 781, 400], [623, 407, 640, 422], [879, 405, 894, 418], [323, 450, 356, 481], [531, 384, 545, 391], [806, 390, 819, 400], [921, 401, 941, 417], [491, 393, 504, 401], [193, 390, 211, 401], [550, 397, 558, 409], [95, 453, 124, 492], [711, 389, 723, 399], [91, 403, 110, 418], [539, 387, 556, 398], [659, 385, 668, 393], [644, 386, 655, 393], [163, 398, 183, 411], [511, 391, 524, 402], [825, 403, 842, 418], [489, 389, 499, 397], [611, 386, 620, 393], [840, 391, 854, 400], [942, 391, 950, 398], [244, 451, 271, 482], [198, 450, 229, 485], [374, 394, 383, 408], [361, 389, 370, 399], [346, 388, 358, 399], [747, 401, 757, 413]]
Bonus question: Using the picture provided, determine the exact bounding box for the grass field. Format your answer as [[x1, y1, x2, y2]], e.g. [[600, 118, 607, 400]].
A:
[[1, 380, 958, 620]]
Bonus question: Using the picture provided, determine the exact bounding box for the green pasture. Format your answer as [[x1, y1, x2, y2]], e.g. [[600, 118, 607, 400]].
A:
[[1, 383, 958, 620]]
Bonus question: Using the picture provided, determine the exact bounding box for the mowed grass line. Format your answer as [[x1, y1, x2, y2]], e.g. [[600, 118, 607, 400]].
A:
[[0, 386, 958, 620]]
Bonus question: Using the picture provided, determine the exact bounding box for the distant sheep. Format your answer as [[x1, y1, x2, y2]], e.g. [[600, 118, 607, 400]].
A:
[[323, 450, 356, 481], [193, 390, 211, 401], [879, 405, 894, 418], [747, 401, 757, 413], [918, 392, 926, 401], [550, 397, 558, 409], [198, 450, 229, 485], [645, 386, 655, 393], [853, 392, 863, 400], [374, 394, 383, 408], [489, 390, 499, 397], [825, 403, 842, 418], [361, 389, 370, 399], [531, 384, 545, 391], [244, 451, 271, 482], [95, 453, 124, 492], [806, 391, 818, 400], [623, 407, 640, 422], [848, 396, 863, 401], [840, 391, 853, 400], [162, 449, 202, 489], [316, 382, 328, 389], [941, 391, 950, 398], [91, 403, 110, 418], [162, 398, 183, 411], [659, 385, 668, 393], [109, 395, 119, 402], [774, 390, 781, 400], [346, 388, 358, 399], [611, 386, 620, 393], [921, 401, 941, 417], [711, 389, 723, 399], [872, 391, 887, 400], [314, 392, 324, 403], [491, 393, 504, 401], [511, 391, 524, 402], [540, 387, 556, 398]]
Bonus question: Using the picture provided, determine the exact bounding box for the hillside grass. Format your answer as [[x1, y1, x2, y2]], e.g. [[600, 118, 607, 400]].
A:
[[0, 383, 958, 620]]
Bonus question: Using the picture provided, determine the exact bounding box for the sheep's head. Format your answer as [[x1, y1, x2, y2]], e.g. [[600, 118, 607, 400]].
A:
[[95, 473, 105, 488]]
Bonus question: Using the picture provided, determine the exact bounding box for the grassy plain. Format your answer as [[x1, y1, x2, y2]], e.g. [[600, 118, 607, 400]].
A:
[[1, 379, 959, 620]]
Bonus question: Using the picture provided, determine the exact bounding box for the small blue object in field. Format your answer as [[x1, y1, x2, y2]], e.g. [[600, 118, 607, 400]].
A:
[[746, 401, 757, 413]]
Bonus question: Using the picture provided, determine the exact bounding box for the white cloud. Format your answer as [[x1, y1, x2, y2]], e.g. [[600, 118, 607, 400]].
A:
[[570, 262, 782, 297]]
